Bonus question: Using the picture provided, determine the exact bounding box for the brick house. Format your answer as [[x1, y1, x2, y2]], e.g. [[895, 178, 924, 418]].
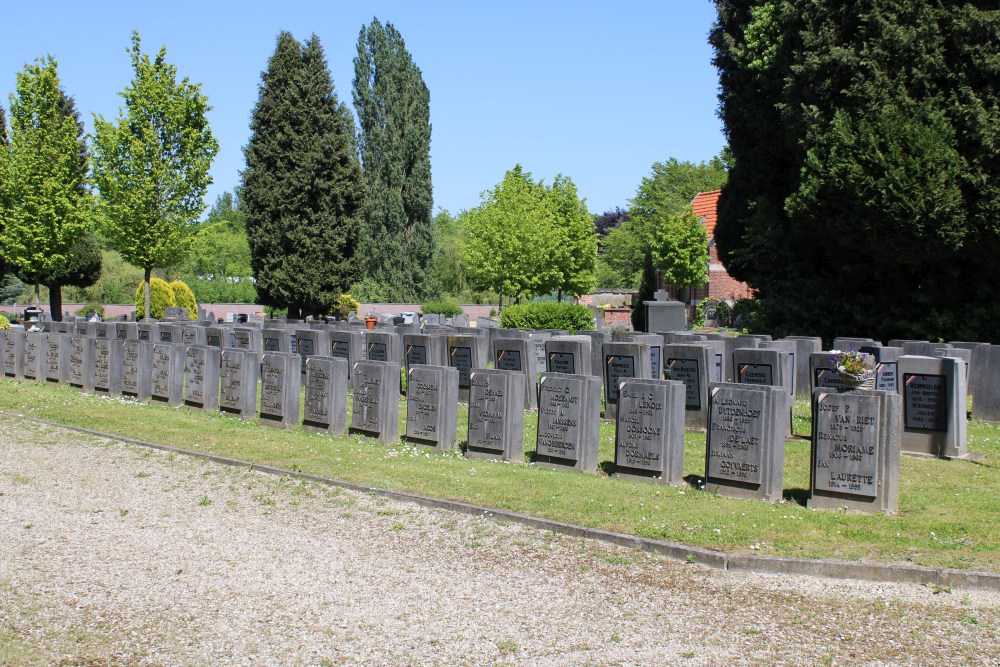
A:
[[656, 189, 754, 304]]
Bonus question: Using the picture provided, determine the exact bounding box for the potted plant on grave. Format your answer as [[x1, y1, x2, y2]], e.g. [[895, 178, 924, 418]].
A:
[[364, 311, 378, 330], [831, 349, 876, 390], [333, 293, 359, 321]]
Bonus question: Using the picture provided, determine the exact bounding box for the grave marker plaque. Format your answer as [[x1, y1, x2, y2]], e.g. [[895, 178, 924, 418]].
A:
[[294, 329, 329, 376], [183, 346, 221, 411], [544, 336, 592, 377], [90, 337, 122, 396], [150, 343, 184, 407], [613, 378, 685, 484], [303, 356, 348, 435], [181, 325, 207, 347], [219, 349, 259, 420], [120, 340, 152, 400], [405, 364, 459, 452], [465, 369, 525, 463], [734, 348, 793, 435], [809, 390, 900, 514], [492, 337, 537, 410], [705, 383, 785, 501], [663, 343, 712, 430], [115, 322, 138, 340], [136, 322, 158, 343], [22, 332, 43, 381], [67, 335, 94, 391], [43, 333, 67, 384], [533, 373, 602, 472], [260, 352, 301, 428], [2, 330, 25, 379], [328, 330, 365, 378], [350, 360, 400, 443], [448, 334, 486, 402], [602, 342, 652, 421]]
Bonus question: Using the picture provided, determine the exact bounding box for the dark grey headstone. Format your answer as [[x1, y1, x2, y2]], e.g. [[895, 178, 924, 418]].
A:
[[260, 352, 301, 429], [150, 343, 184, 407], [405, 364, 459, 453], [492, 337, 537, 410], [614, 378, 686, 485], [115, 322, 138, 340], [465, 369, 525, 463], [181, 325, 207, 347], [43, 333, 67, 384], [67, 335, 94, 391], [120, 340, 152, 400], [663, 344, 711, 431], [615, 332, 663, 380], [733, 347, 793, 434], [577, 330, 610, 380], [262, 327, 292, 353], [861, 345, 901, 393], [350, 360, 401, 444], [22, 332, 44, 381], [949, 341, 989, 397], [90, 337, 122, 396], [219, 349, 259, 420], [136, 322, 158, 343], [157, 323, 182, 344], [231, 327, 263, 353], [303, 356, 349, 435], [533, 373, 602, 472], [1, 330, 25, 379], [832, 337, 878, 353], [810, 351, 845, 392], [183, 346, 221, 411], [294, 329, 329, 376], [328, 330, 365, 378], [544, 336, 592, 377], [898, 355, 967, 459], [447, 334, 487, 402], [602, 342, 653, 421]]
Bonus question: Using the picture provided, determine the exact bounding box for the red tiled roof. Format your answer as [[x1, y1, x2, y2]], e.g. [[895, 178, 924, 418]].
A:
[[690, 189, 721, 238]]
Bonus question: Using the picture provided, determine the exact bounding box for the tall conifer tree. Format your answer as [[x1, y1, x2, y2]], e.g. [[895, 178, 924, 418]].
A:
[[353, 18, 435, 302], [242, 32, 363, 319]]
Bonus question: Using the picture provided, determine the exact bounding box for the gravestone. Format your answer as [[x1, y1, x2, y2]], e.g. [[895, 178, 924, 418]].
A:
[[181, 325, 207, 347], [219, 348, 260, 420], [183, 346, 221, 411], [693, 339, 726, 386], [231, 327, 263, 354], [75, 321, 95, 337], [613, 378, 686, 485], [902, 341, 941, 357], [1, 330, 24, 379], [888, 338, 924, 350], [809, 389, 901, 514], [832, 337, 879, 352], [763, 339, 798, 398], [782, 335, 824, 397], [949, 341, 989, 397], [602, 342, 653, 421], [350, 360, 401, 444], [720, 334, 755, 382], [447, 334, 487, 402], [454, 326, 489, 362], [150, 343, 184, 407], [492, 337, 537, 410], [162, 306, 190, 321], [157, 323, 182, 344], [136, 322, 158, 343], [405, 364, 459, 453], [614, 332, 663, 380], [860, 345, 902, 393], [115, 322, 138, 340], [662, 343, 712, 430], [898, 355, 967, 458], [90, 337, 122, 396], [94, 323, 115, 339], [328, 330, 365, 378], [533, 372, 602, 472], [705, 382, 786, 502], [120, 340, 153, 401], [303, 356, 349, 435], [733, 347, 793, 434], [43, 333, 67, 384], [262, 327, 293, 353], [810, 351, 845, 393], [402, 333, 447, 371], [260, 352, 301, 428], [544, 335, 592, 377], [67, 335, 93, 391], [465, 369, 525, 463], [526, 331, 553, 374], [294, 329, 329, 375], [576, 331, 610, 379], [364, 330, 402, 364], [205, 326, 230, 350], [22, 332, 44, 381]]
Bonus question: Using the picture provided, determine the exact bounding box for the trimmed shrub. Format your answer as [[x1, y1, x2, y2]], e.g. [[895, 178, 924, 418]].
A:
[[169, 280, 199, 320], [334, 293, 360, 317], [499, 302, 594, 333], [422, 299, 463, 318], [134, 278, 177, 320], [0, 315, 10, 330], [75, 303, 105, 319]]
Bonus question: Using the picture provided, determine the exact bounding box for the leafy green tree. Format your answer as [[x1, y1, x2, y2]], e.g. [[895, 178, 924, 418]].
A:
[[178, 191, 255, 303], [712, 1, 1000, 341], [546, 174, 596, 301], [92, 31, 218, 321], [353, 18, 435, 302], [461, 166, 561, 312], [1, 57, 96, 321], [431, 209, 468, 298], [242, 32, 363, 319], [651, 206, 709, 301]]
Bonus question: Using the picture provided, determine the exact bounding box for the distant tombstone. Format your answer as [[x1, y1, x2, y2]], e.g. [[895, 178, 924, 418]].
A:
[[350, 360, 400, 444], [120, 340, 152, 400], [832, 337, 878, 352], [67, 335, 94, 391], [719, 334, 752, 382], [231, 327, 263, 353], [364, 330, 402, 364], [294, 329, 329, 375], [902, 341, 940, 357], [183, 346, 221, 411], [972, 345, 1000, 423], [764, 339, 799, 397], [259, 352, 301, 429], [705, 382, 786, 502], [405, 364, 459, 453], [576, 331, 609, 379], [693, 339, 726, 386], [477, 317, 499, 329], [525, 331, 553, 374], [663, 332, 704, 345], [22, 332, 43, 381], [150, 343, 184, 407], [544, 335, 592, 377], [219, 349, 259, 420], [75, 321, 95, 337], [809, 389, 901, 514], [662, 344, 712, 430], [860, 345, 902, 393], [1, 330, 24, 379], [949, 341, 989, 397], [613, 378, 686, 485], [887, 338, 924, 349], [492, 337, 537, 410], [94, 323, 115, 339], [533, 372, 602, 472], [302, 356, 349, 435], [115, 322, 138, 340], [261, 327, 293, 353], [157, 323, 182, 344], [810, 351, 845, 393], [465, 369, 525, 463], [181, 325, 207, 347], [90, 337, 122, 396], [898, 355, 967, 458], [454, 326, 489, 364], [447, 334, 487, 402], [402, 333, 446, 370], [615, 332, 663, 380], [452, 313, 469, 327], [733, 347, 793, 434], [328, 330, 365, 378], [43, 333, 67, 384], [602, 342, 653, 421], [162, 306, 190, 321], [933, 346, 972, 389], [136, 322, 158, 343], [205, 326, 230, 350]]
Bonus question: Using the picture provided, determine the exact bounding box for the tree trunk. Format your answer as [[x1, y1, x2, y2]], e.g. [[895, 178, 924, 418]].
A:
[[498, 285, 503, 315], [48, 284, 63, 322], [558, 290, 564, 303], [143, 267, 152, 321]]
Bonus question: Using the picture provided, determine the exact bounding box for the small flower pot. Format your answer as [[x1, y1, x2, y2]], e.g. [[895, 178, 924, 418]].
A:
[[365, 316, 377, 330]]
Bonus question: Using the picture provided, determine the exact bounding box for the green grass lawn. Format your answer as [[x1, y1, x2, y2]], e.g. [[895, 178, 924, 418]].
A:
[[1, 379, 997, 572]]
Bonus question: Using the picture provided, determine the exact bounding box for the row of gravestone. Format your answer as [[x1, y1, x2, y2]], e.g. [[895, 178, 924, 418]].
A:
[[0, 328, 902, 515]]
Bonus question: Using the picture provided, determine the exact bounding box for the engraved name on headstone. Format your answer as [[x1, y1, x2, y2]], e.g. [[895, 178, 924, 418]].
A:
[[613, 378, 685, 484], [465, 369, 525, 463], [260, 352, 301, 428], [183, 346, 221, 411], [405, 364, 459, 453], [533, 373, 602, 472], [219, 348, 259, 420], [1, 330, 24, 379], [150, 343, 184, 407], [22, 332, 43, 381], [350, 360, 401, 444], [120, 340, 152, 400], [302, 356, 348, 435], [90, 337, 122, 395]]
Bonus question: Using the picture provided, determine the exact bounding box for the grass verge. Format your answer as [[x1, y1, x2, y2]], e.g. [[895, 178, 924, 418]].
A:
[[1, 379, 997, 571]]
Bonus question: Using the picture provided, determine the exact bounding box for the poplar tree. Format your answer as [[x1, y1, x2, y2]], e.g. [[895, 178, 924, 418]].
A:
[[353, 18, 435, 301], [241, 32, 363, 319], [1, 57, 96, 320], [92, 31, 218, 321]]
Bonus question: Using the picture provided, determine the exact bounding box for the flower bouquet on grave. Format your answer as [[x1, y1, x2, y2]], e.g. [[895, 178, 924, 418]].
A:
[[831, 349, 876, 390]]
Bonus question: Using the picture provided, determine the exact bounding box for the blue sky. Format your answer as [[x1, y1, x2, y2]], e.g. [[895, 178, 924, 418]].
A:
[[0, 1, 726, 218]]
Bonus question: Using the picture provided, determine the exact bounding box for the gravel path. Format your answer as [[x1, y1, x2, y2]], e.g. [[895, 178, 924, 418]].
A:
[[1, 417, 997, 666]]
